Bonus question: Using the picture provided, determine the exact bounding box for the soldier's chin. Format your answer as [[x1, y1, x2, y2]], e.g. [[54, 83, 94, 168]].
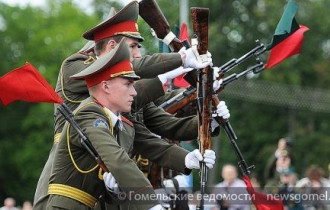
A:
[[122, 106, 131, 113]]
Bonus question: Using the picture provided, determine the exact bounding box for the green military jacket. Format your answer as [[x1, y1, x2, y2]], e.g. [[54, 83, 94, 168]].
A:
[[131, 53, 182, 78], [46, 97, 189, 209], [137, 102, 198, 141], [33, 51, 183, 208]]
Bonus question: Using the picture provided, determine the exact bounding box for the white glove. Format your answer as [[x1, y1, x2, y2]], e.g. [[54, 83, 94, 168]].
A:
[[173, 175, 189, 189], [158, 66, 193, 85], [179, 47, 212, 69], [163, 179, 176, 195], [212, 101, 230, 119], [212, 67, 222, 92], [103, 172, 119, 194], [163, 175, 189, 195], [185, 149, 216, 169], [203, 150, 216, 169], [149, 204, 165, 210]]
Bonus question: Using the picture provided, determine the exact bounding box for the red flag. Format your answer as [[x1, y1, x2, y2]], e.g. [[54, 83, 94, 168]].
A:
[[243, 176, 284, 210], [0, 62, 63, 106], [173, 75, 190, 88], [179, 22, 190, 45], [265, 25, 309, 69], [173, 22, 191, 88]]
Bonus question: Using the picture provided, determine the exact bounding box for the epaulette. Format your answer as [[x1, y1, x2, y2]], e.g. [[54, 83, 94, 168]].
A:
[[83, 55, 96, 65], [122, 116, 133, 127]]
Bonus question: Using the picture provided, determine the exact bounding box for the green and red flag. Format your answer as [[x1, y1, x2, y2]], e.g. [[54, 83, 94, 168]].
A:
[[243, 176, 284, 210], [0, 62, 63, 106], [265, 0, 309, 69]]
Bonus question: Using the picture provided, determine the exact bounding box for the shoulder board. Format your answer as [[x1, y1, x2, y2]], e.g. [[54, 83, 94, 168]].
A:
[[122, 116, 133, 127], [74, 99, 99, 114], [66, 52, 89, 62], [83, 55, 96, 65]]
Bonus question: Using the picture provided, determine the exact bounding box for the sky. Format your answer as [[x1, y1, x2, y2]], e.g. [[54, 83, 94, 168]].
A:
[[1, 0, 52, 7], [0, 0, 92, 14], [0, 0, 131, 14], [0, 0, 130, 7]]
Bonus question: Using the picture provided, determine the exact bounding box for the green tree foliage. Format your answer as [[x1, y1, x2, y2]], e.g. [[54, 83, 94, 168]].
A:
[[0, 0, 97, 204], [186, 0, 330, 186]]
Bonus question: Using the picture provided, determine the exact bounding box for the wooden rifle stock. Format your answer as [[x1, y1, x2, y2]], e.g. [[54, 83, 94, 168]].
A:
[[191, 7, 211, 210], [138, 0, 170, 39], [159, 87, 197, 114], [138, 0, 184, 51], [165, 92, 197, 114], [138, 0, 197, 86], [191, 7, 212, 154]]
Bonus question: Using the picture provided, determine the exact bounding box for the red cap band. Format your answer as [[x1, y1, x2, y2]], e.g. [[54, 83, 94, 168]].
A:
[[94, 21, 138, 42], [85, 60, 133, 87]]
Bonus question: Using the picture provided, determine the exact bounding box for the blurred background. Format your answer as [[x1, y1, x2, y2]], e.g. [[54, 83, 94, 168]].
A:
[[0, 0, 329, 207]]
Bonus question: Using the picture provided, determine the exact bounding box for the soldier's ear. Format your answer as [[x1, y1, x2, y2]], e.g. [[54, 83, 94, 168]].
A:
[[107, 40, 117, 50], [101, 80, 111, 93]]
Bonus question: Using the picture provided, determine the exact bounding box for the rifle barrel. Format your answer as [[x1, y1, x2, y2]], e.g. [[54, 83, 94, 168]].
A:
[[220, 41, 266, 74], [212, 97, 254, 176], [222, 62, 265, 87]]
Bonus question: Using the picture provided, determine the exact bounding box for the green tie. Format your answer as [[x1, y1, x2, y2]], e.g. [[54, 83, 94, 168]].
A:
[[113, 121, 120, 143]]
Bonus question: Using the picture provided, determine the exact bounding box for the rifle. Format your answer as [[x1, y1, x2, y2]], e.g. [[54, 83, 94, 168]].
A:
[[158, 61, 264, 116], [159, 86, 197, 114], [138, 0, 197, 85], [139, 0, 260, 197], [139, 0, 184, 52], [190, 7, 212, 210], [156, 39, 266, 115], [57, 104, 109, 173], [211, 97, 255, 176], [219, 40, 266, 74]]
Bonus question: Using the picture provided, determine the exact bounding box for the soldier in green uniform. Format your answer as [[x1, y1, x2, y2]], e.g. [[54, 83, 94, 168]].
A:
[[33, 2, 226, 209], [33, 3, 201, 209], [77, 3, 226, 210], [46, 40, 216, 210]]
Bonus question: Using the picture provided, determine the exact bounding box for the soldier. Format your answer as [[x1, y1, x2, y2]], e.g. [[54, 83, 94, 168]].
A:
[[54, 0, 212, 135], [33, 3, 208, 208], [46, 40, 216, 210], [80, 0, 226, 141], [34, 2, 225, 209], [79, 3, 227, 210]]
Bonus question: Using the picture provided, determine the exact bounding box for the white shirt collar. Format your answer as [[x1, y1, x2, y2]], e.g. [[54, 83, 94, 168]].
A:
[[104, 107, 123, 131]]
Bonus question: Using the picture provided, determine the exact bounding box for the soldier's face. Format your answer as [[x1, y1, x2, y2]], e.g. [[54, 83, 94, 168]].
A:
[[125, 37, 142, 59], [105, 77, 137, 114], [106, 37, 141, 59]]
